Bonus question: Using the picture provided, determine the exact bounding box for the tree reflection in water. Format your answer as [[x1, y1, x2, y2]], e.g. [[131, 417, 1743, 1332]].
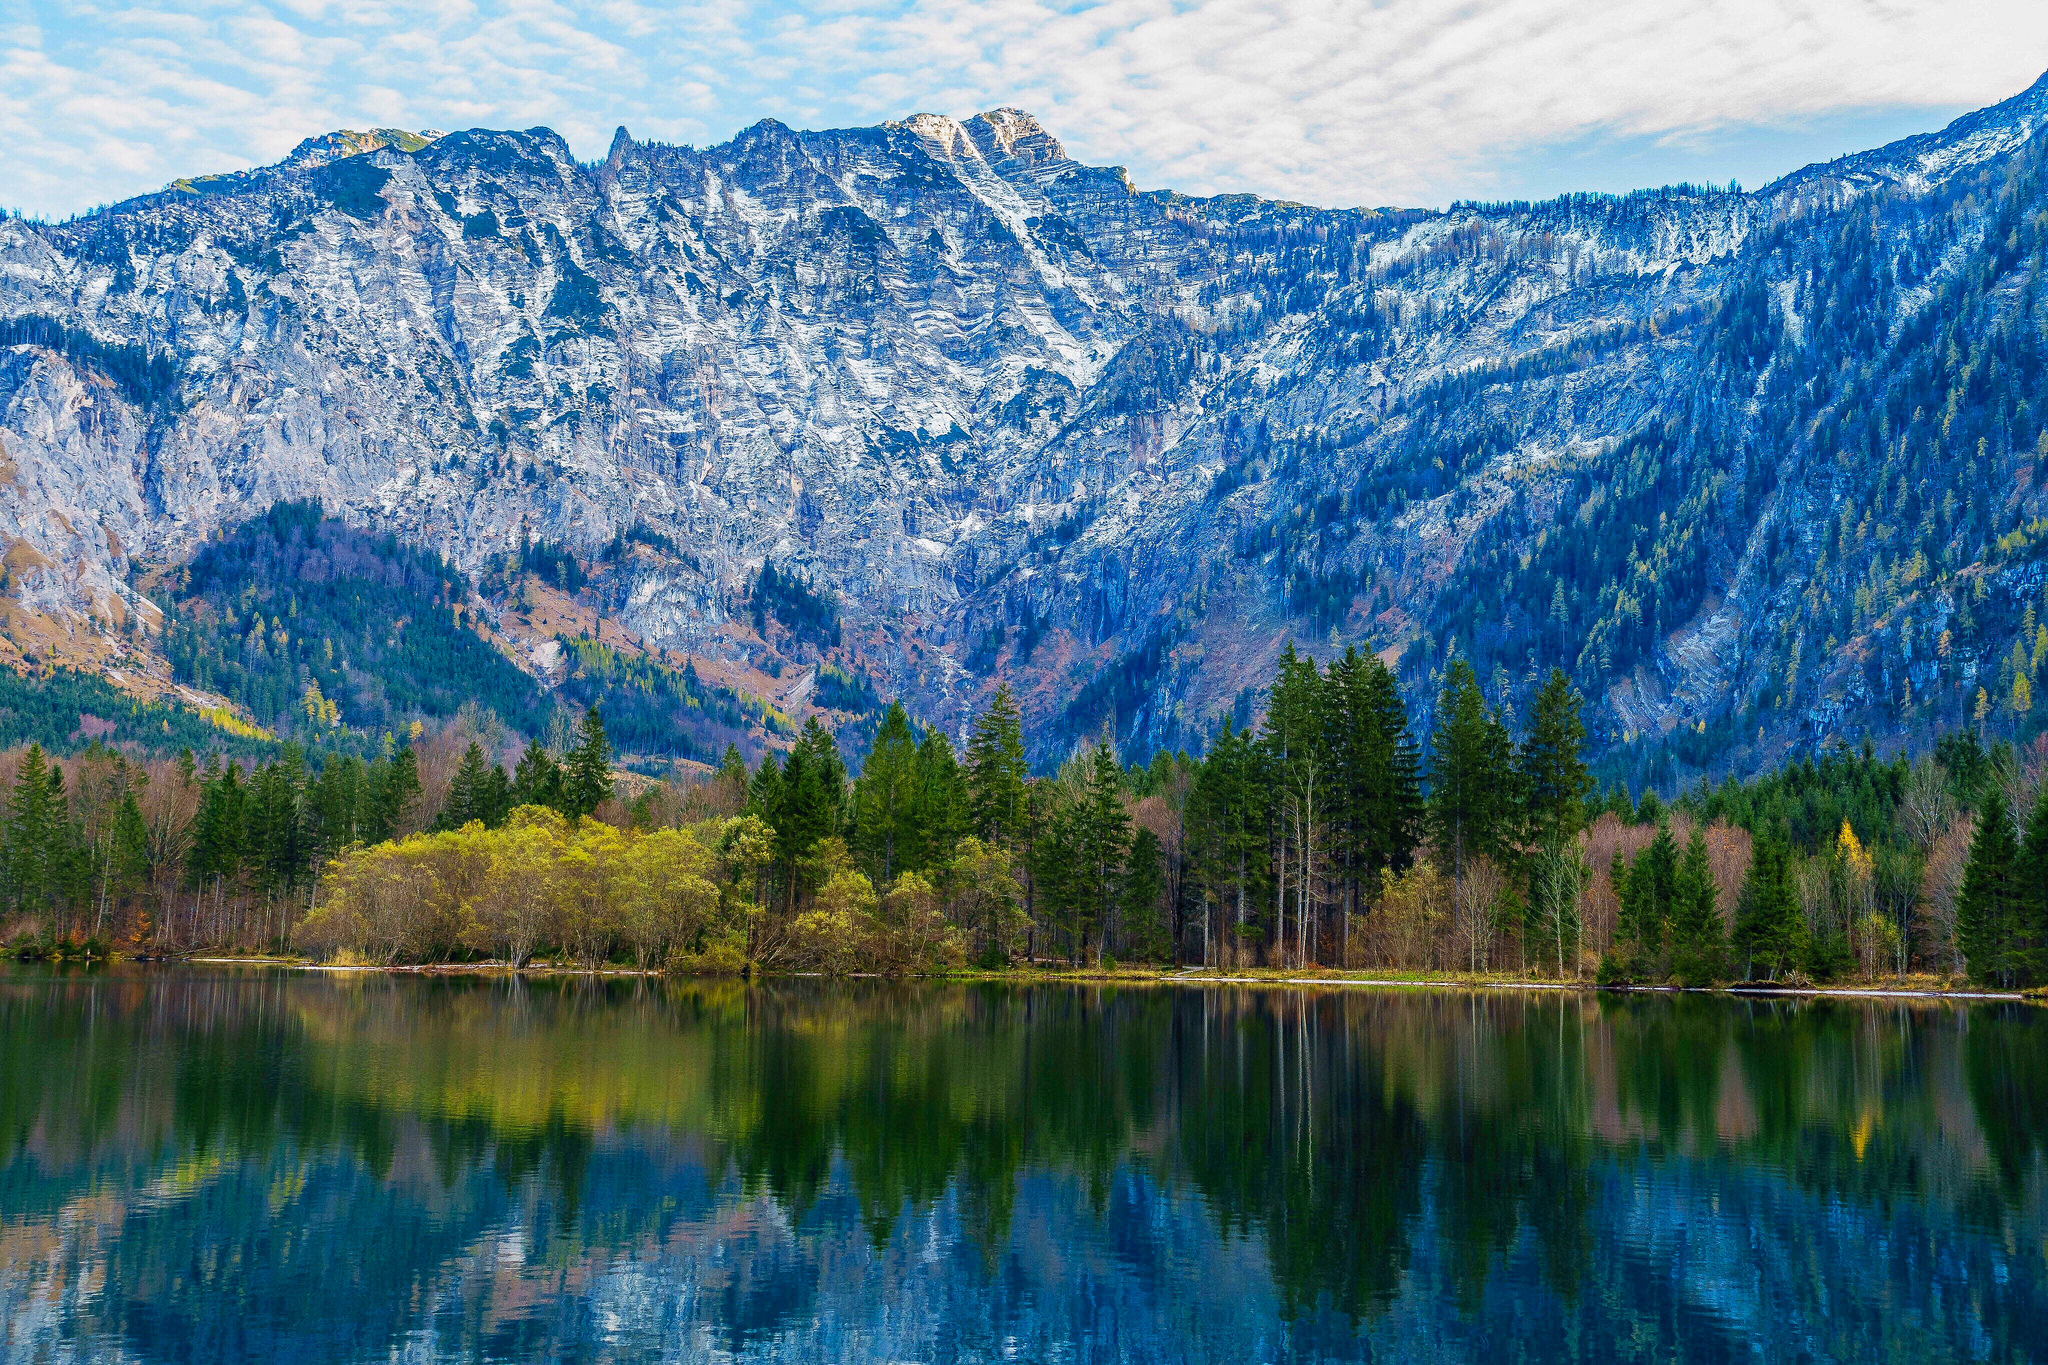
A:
[[0, 968, 2042, 1362]]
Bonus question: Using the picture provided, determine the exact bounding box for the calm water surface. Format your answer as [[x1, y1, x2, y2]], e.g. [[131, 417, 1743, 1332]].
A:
[[1, 967, 2045, 1363]]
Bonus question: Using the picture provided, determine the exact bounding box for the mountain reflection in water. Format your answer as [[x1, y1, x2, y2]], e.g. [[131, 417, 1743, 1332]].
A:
[[1, 968, 2043, 1363]]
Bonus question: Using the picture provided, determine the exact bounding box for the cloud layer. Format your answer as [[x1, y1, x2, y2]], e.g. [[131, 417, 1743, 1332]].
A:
[[5, 0, 2046, 219]]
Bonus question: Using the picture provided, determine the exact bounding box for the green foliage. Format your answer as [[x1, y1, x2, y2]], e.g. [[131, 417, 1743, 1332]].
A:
[[163, 500, 546, 739], [1959, 789, 2040, 988], [749, 563, 842, 650], [318, 158, 392, 219], [966, 684, 1028, 845], [1426, 660, 1517, 878], [518, 534, 586, 591], [1690, 745, 1908, 856], [0, 313, 180, 410], [1732, 838, 1801, 981], [1667, 831, 1725, 985], [0, 665, 268, 757], [556, 637, 785, 761]]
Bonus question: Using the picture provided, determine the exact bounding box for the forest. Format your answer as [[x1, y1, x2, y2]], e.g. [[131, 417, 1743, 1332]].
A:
[[2, 637, 2043, 990]]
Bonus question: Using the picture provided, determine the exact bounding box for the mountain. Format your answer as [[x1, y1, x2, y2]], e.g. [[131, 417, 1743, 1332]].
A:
[[4, 76, 2048, 775]]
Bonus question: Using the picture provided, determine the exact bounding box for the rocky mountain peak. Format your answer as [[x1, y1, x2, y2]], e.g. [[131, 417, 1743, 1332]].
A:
[[7, 81, 2048, 777], [279, 127, 441, 171]]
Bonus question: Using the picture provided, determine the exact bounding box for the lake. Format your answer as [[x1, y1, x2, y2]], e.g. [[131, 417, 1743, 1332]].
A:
[[1, 968, 2043, 1363]]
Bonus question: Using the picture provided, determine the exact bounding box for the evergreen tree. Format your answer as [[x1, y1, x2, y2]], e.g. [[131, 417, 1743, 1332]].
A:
[[437, 742, 495, 830], [1603, 821, 1677, 981], [308, 754, 369, 863], [512, 738, 565, 813], [1121, 825, 1169, 961], [966, 684, 1028, 844], [564, 705, 614, 818], [110, 790, 149, 909], [1075, 741, 1132, 963], [1958, 788, 2026, 987], [373, 746, 422, 839], [476, 762, 513, 829], [2013, 783, 2048, 988], [1185, 719, 1271, 959], [1732, 837, 1801, 980], [910, 724, 969, 871], [852, 702, 918, 881], [1667, 829, 1725, 984], [1520, 669, 1591, 847], [249, 750, 308, 898], [1358, 653, 1424, 881], [5, 745, 58, 917], [1426, 660, 1516, 881], [187, 760, 248, 911]]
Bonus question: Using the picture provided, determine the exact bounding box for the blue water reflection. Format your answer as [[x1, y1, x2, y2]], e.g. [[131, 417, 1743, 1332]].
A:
[[0, 969, 2042, 1362]]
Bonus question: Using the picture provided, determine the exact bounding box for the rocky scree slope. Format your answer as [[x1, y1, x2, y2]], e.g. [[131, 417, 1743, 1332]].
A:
[[5, 81, 2048, 773]]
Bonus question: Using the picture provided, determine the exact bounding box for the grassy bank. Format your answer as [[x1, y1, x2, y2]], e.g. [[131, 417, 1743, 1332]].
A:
[[46, 952, 2041, 1000]]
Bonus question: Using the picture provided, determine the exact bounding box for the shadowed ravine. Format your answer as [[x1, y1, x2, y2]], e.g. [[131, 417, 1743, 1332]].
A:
[[0, 967, 2043, 1361]]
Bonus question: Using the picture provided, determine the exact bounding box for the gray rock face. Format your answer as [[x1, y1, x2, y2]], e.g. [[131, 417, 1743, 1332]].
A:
[[5, 75, 2048, 769]]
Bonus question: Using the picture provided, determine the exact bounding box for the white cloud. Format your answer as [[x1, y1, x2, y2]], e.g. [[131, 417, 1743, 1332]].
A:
[[3, 0, 2046, 219]]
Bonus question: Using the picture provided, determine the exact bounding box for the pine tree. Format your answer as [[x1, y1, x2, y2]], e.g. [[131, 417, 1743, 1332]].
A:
[[852, 702, 917, 881], [1121, 825, 1169, 961], [2012, 783, 2048, 987], [1732, 837, 1800, 981], [110, 790, 149, 910], [966, 683, 1028, 844], [564, 705, 614, 818], [374, 746, 421, 839], [1667, 829, 1725, 984], [1185, 719, 1270, 961], [187, 761, 248, 921], [1076, 740, 1131, 964], [512, 739, 565, 813], [5, 745, 56, 918], [249, 751, 307, 898], [1427, 660, 1516, 881], [476, 763, 513, 829], [910, 724, 969, 871], [1958, 788, 2025, 987], [1520, 669, 1591, 848], [437, 742, 494, 831], [1359, 654, 1423, 880], [308, 753, 366, 862]]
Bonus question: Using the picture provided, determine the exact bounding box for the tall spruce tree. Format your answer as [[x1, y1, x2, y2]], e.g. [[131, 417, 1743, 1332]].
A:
[[511, 739, 565, 813], [1520, 669, 1591, 848], [1121, 825, 1169, 961], [1185, 720, 1270, 959], [564, 705, 614, 818], [1075, 741, 1131, 963], [852, 702, 917, 881], [1668, 829, 1725, 984], [1426, 659, 1515, 881], [966, 684, 1028, 844], [1958, 788, 2026, 987], [910, 725, 969, 871], [6, 745, 59, 917], [2011, 783, 2048, 988], [1732, 836, 1801, 981]]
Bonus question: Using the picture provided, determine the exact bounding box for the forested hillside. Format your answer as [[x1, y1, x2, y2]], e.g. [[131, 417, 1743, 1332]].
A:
[[154, 502, 790, 765]]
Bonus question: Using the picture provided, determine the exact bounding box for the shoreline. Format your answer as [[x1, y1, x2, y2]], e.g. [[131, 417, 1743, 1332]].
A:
[[111, 956, 2041, 1001]]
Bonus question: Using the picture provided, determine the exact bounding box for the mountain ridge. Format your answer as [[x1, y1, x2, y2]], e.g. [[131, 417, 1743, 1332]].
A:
[[4, 75, 2048, 776]]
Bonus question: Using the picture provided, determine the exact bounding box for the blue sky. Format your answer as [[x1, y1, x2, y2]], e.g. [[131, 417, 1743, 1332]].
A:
[[3, 1, 2045, 220]]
